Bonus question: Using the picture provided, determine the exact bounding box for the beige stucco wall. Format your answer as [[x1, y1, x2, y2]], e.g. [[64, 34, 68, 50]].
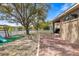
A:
[[60, 18, 79, 43], [55, 22, 60, 29]]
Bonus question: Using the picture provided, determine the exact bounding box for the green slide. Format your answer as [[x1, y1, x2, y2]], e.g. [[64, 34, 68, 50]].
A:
[[0, 36, 7, 43]]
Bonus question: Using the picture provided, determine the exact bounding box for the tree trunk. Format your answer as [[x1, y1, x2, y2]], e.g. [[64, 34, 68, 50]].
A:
[[25, 25, 30, 35], [26, 28, 29, 35], [36, 23, 39, 31], [4, 26, 9, 38]]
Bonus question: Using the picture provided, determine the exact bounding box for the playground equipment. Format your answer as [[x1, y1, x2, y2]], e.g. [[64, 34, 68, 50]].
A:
[[0, 34, 24, 46], [0, 36, 7, 43]]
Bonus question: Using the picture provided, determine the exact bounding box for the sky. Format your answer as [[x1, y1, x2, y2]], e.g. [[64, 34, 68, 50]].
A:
[[0, 3, 75, 26], [46, 3, 75, 21]]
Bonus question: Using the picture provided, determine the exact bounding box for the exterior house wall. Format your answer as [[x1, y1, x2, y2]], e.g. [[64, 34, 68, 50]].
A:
[[53, 4, 79, 43], [54, 22, 60, 29], [60, 18, 79, 43]]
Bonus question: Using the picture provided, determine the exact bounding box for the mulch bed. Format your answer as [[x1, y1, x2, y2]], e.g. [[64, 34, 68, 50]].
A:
[[0, 34, 38, 56]]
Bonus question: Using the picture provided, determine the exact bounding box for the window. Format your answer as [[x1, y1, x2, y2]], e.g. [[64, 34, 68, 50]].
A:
[[71, 14, 78, 18]]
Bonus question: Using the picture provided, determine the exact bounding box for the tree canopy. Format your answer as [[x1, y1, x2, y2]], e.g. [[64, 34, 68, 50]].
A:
[[0, 3, 50, 35]]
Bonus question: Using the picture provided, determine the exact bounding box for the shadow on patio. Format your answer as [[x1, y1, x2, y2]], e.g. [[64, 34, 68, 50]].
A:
[[39, 33, 79, 56]]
